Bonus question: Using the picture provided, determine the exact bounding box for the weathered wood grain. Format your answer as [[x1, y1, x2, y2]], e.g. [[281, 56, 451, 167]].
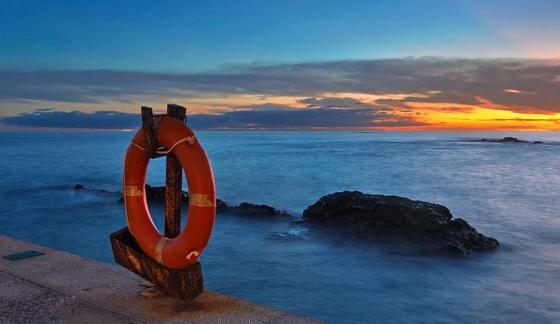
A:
[[140, 106, 158, 159], [164, 104, 187, 238], [110, 227, 204, 301]]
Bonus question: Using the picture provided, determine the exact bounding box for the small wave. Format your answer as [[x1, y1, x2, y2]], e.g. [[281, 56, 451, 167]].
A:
[[269, 227, 310, 241]]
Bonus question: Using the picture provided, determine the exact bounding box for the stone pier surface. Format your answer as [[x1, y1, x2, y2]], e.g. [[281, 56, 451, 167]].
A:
[[0, 235, 317, 323]]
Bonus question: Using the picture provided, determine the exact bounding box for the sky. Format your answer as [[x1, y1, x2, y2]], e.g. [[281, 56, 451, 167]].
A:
[[1, 0, 560, 130]]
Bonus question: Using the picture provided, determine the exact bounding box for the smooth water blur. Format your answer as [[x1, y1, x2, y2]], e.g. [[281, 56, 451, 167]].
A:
[[1, 130, 559, 323]]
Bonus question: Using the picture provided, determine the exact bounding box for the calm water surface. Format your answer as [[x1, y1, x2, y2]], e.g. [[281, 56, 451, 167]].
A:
[[1, 130, 559, 323]]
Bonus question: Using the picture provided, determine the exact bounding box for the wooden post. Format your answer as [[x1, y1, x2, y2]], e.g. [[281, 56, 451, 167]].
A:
[[164, 104, 186, 238], [141, 107, 158, 158], [110, 104, 204, 302]]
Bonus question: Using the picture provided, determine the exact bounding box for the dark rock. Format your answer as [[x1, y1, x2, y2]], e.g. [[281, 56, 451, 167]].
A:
[[112, 184, 498, 255], [497, 136, 526, 143], [302, 191, 499, 255], [214, 199, 290, 217], [478, 137, 546, 144], [215, 199, 230, 210], [119, 185, 290, 217], [480, 137, 530, 143], [223, 202, 290, 217], [74, 183, 116, 196]]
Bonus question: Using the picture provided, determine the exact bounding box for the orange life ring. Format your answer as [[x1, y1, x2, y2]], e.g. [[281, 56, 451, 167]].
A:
[[123, 116, 216, 269]]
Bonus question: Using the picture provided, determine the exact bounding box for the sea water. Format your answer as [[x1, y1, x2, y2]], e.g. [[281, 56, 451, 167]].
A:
[[0, 130, 559, 323]]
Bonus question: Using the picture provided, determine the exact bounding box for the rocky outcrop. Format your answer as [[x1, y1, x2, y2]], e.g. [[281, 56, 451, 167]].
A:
[[302, 191, 499, 255], [77, 183, 499, 256]]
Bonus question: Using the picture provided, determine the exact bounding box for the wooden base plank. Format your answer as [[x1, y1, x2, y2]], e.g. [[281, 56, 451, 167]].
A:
[[110, 227, 204, 301]]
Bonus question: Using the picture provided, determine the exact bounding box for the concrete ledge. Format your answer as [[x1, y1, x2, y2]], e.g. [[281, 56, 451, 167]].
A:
[[0, 235, 317, 323]]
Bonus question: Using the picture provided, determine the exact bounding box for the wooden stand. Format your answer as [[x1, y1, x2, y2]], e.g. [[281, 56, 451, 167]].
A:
[[110, 104, 204, 301]]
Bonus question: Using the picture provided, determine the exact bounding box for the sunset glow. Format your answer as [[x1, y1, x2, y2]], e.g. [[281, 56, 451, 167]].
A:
[[1, 1, 559, 131], [1, 2, 560, 322], [392, 107, 560, 131]]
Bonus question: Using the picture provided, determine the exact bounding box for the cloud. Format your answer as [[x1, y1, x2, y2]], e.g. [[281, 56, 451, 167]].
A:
[[1, 105, 424, 130], [1, 110, 140, 129], [189, 107, 423, 129], [1, 58, 559, 113], [229, 103, 296, 111], [297, 97, 372, 109]]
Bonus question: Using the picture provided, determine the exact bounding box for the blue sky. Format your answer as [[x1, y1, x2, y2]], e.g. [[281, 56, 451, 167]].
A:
[[2, 0, 558, 71], [1, 1, 559, 130]]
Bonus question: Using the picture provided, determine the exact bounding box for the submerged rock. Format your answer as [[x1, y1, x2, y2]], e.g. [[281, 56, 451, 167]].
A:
[[117, 185, 290, 217], [302, 191, 499, 255], [222, 202, 291, 217], [74, 183, 118, 195]]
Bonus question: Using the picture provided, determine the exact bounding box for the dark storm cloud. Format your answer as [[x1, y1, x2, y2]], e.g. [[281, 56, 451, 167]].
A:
[[1, 106, 424, 129], [1, 58, 559, 112]]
